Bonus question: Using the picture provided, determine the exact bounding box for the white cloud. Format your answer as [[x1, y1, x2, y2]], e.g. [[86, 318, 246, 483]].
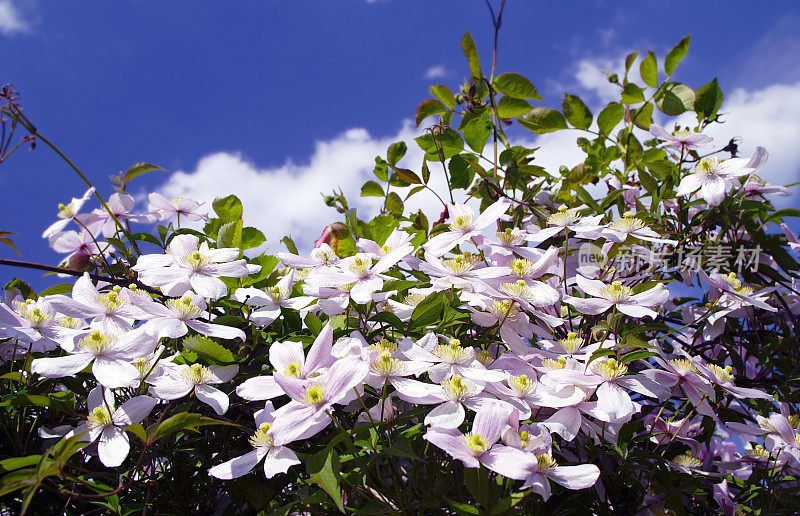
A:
[[424, 65, 449, 80], [0, 0, 29, 36], [158, 122, 456, 254]]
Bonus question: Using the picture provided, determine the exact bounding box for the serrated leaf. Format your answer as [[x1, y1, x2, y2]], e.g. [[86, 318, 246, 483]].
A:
[[665, 35, 691, 76], [389, 164, 423, 185], [694, 78, 723, 120], [620, 83, 645, 104], [240, 227, 266, 250], [562, 93, 593, 130], [414, 130, 464, 160], [461, 31, 482, 79], [633, 102, 654, 130], [212, 195, 244, 223], [449, 154, 474, 190], [415, 98, 447, 127], [217, 219, 243, 249], [361, 180, 385, 197], [493, 73, 541, 100], [655, 82, 695, 116], [183, 335, 236, 362], [462, 115, 493, 153], [496, 96, 532, 118], [306, 448, 345, 513], [385, 192, 404, 215], [597, 102, 624, 136], [640, 51, 658, 87], [387, 141, 407, 166], [430, 84, 456, 110], [518, 107, 567, 134]]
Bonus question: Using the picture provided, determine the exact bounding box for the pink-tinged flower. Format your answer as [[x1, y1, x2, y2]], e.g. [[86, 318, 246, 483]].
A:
[[236, 323, 337, 401], [208, 401, 300, 480], [42, 187, 96, 239], [307, 249, 409, 305], [423, 199, 512, 256], [418, 252, 509, 294], [649, 124, 713, 151], [365, 338, 432, 388], [31, 327, 157, 388], [391, 373, 499, 429], [357, 228, 414, 260], [675, 157, 755, 206], [467, 297, 536, 355], [133, 234, 258, 299], [234, 271, 314, 325], [277, 243, 339, 271], [694, 361, 771, 400], [601, 212, 677, 245], [401, 337, 509, 384], [424, 403, 533, 480], [46, 273, 148, 333], [132, 291, 245, 340], [267, 357, 370, 445], [512, 451, 601, 501], [526, 206, 604, 243], [0, 297, 63, 351], [149, 363, 239, 415], [703, 271, 775, 312], [781, 223, 800, 252], [148, 193, 208, 222], [67, 387, 157, 467], [642, 355, 715, 406], [79, 193, 153, 238], [48, 230, 102, 269], [564, 276, 669, 318]]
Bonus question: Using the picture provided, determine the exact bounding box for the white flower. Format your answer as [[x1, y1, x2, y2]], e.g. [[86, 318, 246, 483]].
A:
[[675, 157, 754, 206]]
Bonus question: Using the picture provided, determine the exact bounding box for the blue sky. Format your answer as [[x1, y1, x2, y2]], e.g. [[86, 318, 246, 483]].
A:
[[2, 1, 800, 289]]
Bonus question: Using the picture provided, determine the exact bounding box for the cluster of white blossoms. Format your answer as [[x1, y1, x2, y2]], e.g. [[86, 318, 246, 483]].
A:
[[2, 133, 799, 509]]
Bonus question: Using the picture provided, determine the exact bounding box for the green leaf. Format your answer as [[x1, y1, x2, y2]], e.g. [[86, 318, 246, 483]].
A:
[[212, 195, 244, 223], [373, 156, 389, 182], [462, 115, 493, 153], [367, 213, 399, 244], [430, 84, 456, 110], [694, 78, 723, 120], [387, 141, 407, 166], [597, 102, 624, 136], [461, 31, 482, 79], [306, 447, 345, 513], [415, 98, 446, 127], [620, 350, 658, 364], [409, 291, 448, 329], [240, 227, 266, 250], [385, 192, 404, 215], [492, 73, 541, 100], [633, 102, 654, 130], [242, 254, 279, 285], [490, 490, 531, 515], [281, 236, 298, 254], [518, 107, 567, 134], [217, 218, 243, 249], [389, 164, 423, 184], [39, 283, 73, 296], [588, 348, 616, 365], [620, 83, 645, 104], [496, 96, 532, 118], [655, 82, 695, 116], [640, 51, 658, 87], [414, 129, 464, 160], [126, 423, 148, 443], [304, 312, 323, 335], [624, 51, 638, 73], [183, 335, 236, 362], [562, 94, 593, 130], [124, 162, 165, 186], [0, 392, 75, 414], [449, 154, 474, 190], [665, 35, 691, 76], [146, 413, 235, 443], [0, 456, 41, 474], [360, 180, 385, 197]]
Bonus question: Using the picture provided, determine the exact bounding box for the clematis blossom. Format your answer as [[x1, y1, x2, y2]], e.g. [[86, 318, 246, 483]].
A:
[[423, 199, 511, 256]]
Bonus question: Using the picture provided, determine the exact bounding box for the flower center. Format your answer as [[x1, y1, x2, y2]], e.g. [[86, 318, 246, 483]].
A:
[[695, 158, 720, 177], [536, 454, 558, 471], [433, 339, 473, 364], [267, 285, 288, 301], [496, 228, 525, 246], [441, 374, 477, 401], [593, 358, 628, 380], [166, 296, 203, 320], [442, 253, 479, 275], [669, 359, 698, 375], [349, 255, 373, 276], [475, 349, 494, 366], [370, 339, 399, 355], [311, 247, 337, 266], [97, 286, 126, 313], [13, 300, 52, 328], [371, 352, 406, 377], [78, 330, 114, 355], [608, 211, 646, 234], [249, 422, 274, 449], [402, 293, 425, 306], [303, 384, 326, 406], [672, 452, 702, 468], [183, 250, 209, 271], [558, 332, 584, 354], [708, 364, 734, 383], [746, 445, 770, 458], [542, 357, 567, 370], [600, 281, 633, 302], [519, 431, 530, 448], [463, 432, 488, 455], [88, 405, 113, 428], [183, 363, 211, 384], [509, 259, 535, 278], [284, 362, 303, 378], [490, 300, 518, 321], [57, 316, 82, 329], [509, 374, 535, 396], [547, 206, 581, 227], [450, 214, 474, 232], [57, 202, 75, 219]]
